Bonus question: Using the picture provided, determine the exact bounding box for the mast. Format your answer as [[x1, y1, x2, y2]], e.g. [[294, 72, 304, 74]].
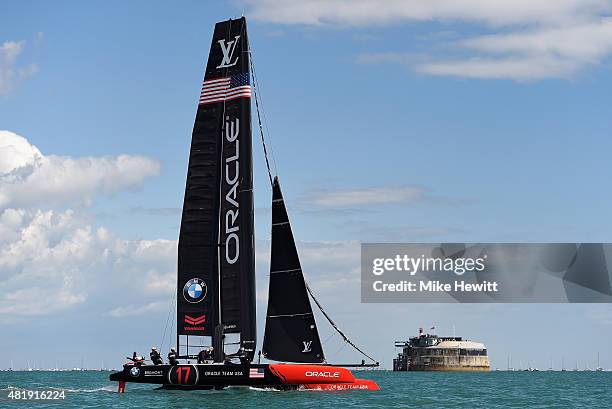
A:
[[177, 17, 256, 361]]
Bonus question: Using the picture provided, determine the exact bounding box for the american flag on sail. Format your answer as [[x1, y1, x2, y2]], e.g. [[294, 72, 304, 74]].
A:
[[199, 73, 251, 105], [249, 367, 265, 379]]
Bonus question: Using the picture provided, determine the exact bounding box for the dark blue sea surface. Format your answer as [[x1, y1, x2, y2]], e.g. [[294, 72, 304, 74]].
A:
[[1, 370, 610, 408]]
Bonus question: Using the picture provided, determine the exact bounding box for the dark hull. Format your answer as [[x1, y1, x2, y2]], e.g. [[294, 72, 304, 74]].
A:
[[111, 363, 279, 388], [110, 363, 379, 391]]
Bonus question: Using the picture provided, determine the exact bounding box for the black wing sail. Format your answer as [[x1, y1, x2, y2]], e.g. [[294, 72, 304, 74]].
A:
[[177, 17, 256, 360], [262, 177, 325, 363]]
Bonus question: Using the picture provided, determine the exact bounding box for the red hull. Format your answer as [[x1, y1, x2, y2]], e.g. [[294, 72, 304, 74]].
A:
[[269, 364, 379, 390]]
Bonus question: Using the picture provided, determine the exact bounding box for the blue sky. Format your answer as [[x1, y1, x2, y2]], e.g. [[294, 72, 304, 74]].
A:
[[1, 0, 612, 370]]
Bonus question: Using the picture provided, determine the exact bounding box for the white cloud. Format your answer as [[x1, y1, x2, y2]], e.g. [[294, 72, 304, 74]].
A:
[[0, 131, 43, 174], [301, 186, 426, 208], [0, 132, 168, 316], [106, 301, 168, 318], [416, 56, 581, 81], [0, 40, 38, 94], [245, 0, 611, 27], [0, 208, 176, 317], [416, 19, 612, 80], [460, 19, 612, 61], [0, 205, 360, 319], [0, 131, 161, 208], [358, 18, 612, 81], [247, 0, 612, 81]]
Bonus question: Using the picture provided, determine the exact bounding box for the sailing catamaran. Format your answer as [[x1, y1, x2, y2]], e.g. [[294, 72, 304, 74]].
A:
[[109, 17, 379, 392]]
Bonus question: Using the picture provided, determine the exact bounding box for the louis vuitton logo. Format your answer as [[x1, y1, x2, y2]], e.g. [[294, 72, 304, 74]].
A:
[[216, 35, 240, 68]]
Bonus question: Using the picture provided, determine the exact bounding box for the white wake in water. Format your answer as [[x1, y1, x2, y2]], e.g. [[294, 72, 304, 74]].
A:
[[60, 385, 117, 393], [248, 386, 282, 392], [1, 385, 117, 393]]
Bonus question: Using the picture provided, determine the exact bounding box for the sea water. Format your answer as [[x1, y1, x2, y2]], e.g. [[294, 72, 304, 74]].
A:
[[0, 370, 610, 408]]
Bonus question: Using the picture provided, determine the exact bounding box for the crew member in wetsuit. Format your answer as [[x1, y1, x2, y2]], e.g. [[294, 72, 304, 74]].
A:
[[197, 347, 213, 363], [238, 347, 249, 365], [131, 351, 144, 366], [168, 347, 178, 365], [150, 346, 163, 365], [197, 349, 206, 364]]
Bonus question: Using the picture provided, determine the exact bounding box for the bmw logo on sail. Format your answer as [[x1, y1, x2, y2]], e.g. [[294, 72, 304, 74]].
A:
[[183, 278, 207, 303]]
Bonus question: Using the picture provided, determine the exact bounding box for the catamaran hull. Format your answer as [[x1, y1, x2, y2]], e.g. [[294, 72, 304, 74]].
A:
[[109, 363, 379, 391]]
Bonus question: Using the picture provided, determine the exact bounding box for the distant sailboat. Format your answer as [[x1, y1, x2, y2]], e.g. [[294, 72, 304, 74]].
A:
[[548, 357, 553, 371], [561, 356, 566, 371], [596, 352, 603, 371], [110, 17, 379, 392]]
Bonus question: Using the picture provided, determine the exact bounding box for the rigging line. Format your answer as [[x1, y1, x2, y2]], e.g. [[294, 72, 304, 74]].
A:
[[305, 282, 378, 363], [331, 339, 349, 358], [249, 50, 278, 177], [322, 331, 336, 345], [160, 289, 177, 351], [248, 42, 274, 186], [168, 296, 176, 350]]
